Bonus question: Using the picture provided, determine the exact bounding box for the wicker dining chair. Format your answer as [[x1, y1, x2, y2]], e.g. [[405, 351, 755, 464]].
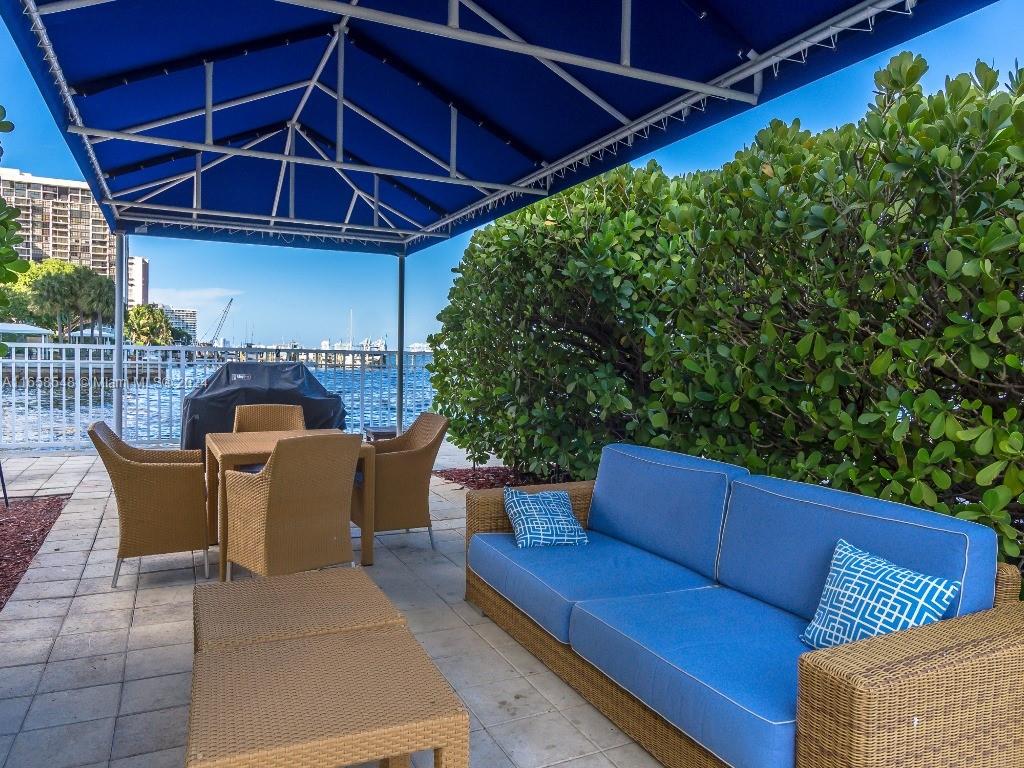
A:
[[88, 421, 209, 587], [352, 412, 448, 548], [223, 432, 362, 579], [232, 404, 306, 433]]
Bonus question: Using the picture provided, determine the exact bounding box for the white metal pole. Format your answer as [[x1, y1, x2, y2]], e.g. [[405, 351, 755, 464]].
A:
[[335, 24, 345, 161], [620, 0, 631, 66], [396, 252, 405, 434], [449, 105, 457, 178], [113, 233, 126, 435]]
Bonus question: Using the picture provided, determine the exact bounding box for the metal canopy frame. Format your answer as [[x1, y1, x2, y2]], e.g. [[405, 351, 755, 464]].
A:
[[14, 0, 932, 253], [7, 0, 969, 434], [12, 0, 937, 252]]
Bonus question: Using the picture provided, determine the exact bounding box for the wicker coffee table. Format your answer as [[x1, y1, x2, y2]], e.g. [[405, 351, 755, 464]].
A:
[[187, 624, 469, 768], [193, 568, 405, 651]]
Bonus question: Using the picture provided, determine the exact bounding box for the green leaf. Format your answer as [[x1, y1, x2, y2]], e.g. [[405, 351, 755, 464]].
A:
[[982, 486, 1012, 512], [870, 349, 892, 376], [974, 428, 994, 456], [969, 345, 990, 369], [975, 460, 1007, 487], [945, 249, 963, 274]]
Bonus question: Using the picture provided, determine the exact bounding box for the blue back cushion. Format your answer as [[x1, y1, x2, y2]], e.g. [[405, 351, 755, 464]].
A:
[[717, 475, 998, 621], [589, 444, 749, 578]]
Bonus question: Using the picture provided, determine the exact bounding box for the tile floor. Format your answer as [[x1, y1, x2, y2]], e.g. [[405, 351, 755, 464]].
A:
[[0, 450, 660, 768]]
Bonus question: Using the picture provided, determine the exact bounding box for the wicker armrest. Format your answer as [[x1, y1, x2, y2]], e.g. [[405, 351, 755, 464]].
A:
[[123, 445, 203, 464], [796, 601, 1024, 768], [223, 469, 269, 513], [465, 480, 595, 548], [372, 435, 412, 454]]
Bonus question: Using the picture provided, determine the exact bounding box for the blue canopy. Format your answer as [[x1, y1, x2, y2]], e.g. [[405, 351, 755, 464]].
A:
[[1, 0, 997, 255]]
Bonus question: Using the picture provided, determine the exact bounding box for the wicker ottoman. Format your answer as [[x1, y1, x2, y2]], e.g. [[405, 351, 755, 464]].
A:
[[187, 624, 469, 768], [193, 568, 405, 651]]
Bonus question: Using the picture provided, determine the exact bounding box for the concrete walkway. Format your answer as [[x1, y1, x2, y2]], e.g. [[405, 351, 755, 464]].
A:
[[0, 452, 658, 768]]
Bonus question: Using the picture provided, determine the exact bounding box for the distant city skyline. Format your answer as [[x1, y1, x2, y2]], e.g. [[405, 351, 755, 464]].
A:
[[1, 0, 1021, 348]]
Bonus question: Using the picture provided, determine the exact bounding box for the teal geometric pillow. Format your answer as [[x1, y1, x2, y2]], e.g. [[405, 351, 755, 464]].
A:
[[801, 539, 961, 650], [503, 487, 588, 548]]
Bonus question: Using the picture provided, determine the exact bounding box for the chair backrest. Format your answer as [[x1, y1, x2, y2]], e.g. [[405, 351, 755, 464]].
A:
[[88, 420, 132, 469], [397, 412, 448, 452], [233, 404, 306, 433], [262, 433, 362, 570]]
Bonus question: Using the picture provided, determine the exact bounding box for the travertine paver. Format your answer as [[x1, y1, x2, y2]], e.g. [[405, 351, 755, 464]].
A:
[[0, 446, 658, 768]]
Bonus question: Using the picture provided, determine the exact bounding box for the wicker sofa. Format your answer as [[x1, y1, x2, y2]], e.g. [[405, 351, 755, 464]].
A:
[[465, 444, 1024, 768]]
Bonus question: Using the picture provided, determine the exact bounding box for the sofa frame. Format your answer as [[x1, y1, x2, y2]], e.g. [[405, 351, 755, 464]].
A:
[[465, 480, 1024, 768]]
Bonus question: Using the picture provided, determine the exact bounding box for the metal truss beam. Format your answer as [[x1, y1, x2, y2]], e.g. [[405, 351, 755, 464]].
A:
[[313, 81, 486, 194], [102, 123, 286, 178], [92, 80, 309, 144], [341, 27, 546, 166], [294, 126, 420, 228], [105, 199, 445, 239], [67, 19, 545, 168], [409, 0, 920, 243], [70, 125, 546, 195], [298, 124, 449, 217], [22, 0, 116, 214], [36, 0, 112, 14], [109, 130, 283, 200], [277, 0, 758, 104], [458, 0, 628, 125], [70, 23, 337, 96], [121, 213, 408, 246]]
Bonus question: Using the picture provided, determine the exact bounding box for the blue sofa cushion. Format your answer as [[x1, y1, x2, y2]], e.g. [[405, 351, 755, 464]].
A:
[[570, 587, 806, 768], [468, 531, 712, 642], [504, 488, 588, 548], [801, 539, 961, 649], [718, 475, 997, 621], [589, 444, 749, 578]]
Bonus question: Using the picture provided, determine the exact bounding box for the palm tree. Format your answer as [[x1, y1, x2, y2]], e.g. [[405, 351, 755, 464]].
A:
[[31, 272, 73, 342], [86, 274, 115, 344], [68, 267, 92, 342], [125, 304, 173, 346]]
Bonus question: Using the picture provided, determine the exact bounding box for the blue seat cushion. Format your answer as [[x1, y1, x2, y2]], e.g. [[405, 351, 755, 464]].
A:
[[589, 444, 748, 578], [717, 475, 998, 621], [570, 587, 807, 768], [468, 531, 712, 642]]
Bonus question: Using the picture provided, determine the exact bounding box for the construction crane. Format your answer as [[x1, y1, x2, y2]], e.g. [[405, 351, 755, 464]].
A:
[[199, 298, 233, 346]]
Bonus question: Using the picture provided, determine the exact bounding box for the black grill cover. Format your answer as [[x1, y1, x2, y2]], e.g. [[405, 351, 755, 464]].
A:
[[180, 361, 346, 450]]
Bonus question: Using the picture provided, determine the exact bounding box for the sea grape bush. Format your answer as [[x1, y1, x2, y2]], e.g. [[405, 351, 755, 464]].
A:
[[429, 54, 1024, 560]]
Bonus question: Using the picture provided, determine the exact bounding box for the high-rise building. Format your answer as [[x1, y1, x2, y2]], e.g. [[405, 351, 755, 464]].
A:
[[126, 256, 149, 307], [160, 305, 198, 344], [0, 167, 115, 276]]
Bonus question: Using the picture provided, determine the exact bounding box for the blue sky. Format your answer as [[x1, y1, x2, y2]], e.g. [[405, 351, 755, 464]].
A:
[[1, 0, 1022, 347]]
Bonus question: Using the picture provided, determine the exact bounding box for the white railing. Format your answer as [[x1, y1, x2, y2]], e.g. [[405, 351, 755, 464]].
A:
[[0, 343, 434, 449]]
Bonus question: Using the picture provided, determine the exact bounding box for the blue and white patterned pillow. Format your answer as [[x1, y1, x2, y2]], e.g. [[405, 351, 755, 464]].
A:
[[801, 539, 961, 650], [504, 487, 588, 548]]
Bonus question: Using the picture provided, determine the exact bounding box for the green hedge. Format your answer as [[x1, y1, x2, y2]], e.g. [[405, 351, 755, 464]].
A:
[[429, 54, 1024, 560]]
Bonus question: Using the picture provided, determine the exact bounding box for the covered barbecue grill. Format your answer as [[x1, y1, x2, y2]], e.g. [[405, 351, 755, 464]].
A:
[[181, 361, 346, 450]]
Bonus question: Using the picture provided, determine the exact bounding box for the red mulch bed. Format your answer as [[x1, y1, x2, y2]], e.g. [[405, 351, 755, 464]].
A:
[[0, 495, 70, 610], [433, 466, 541, 490]]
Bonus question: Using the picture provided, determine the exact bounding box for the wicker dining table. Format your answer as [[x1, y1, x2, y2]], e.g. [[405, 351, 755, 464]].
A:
[[205, 429, 376, 578]]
